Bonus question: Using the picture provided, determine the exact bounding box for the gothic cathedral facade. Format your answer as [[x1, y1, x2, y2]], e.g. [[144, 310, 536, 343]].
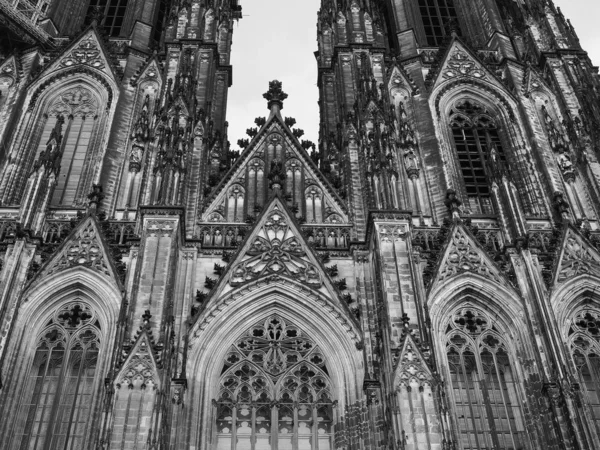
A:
[[0, 0, 599, 449]]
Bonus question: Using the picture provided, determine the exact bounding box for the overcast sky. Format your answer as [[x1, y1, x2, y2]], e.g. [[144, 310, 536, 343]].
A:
[[226, 1, 600, 149]]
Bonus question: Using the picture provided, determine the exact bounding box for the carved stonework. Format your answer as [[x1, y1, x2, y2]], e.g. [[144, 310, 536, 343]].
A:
[[60, 33, 106, 70], [437, 227, 504, 286], [556, 229, 600, 283], [393, 334, 433, 389], [230, 204, 322, 287], [45, 219, 111, 278], [117, 333, 159, 389], [443, 49, 486, 80]]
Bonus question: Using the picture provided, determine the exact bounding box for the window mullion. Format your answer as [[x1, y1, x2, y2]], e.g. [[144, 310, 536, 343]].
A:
[[250, 404, 256, 450], [312, 403, 318, 450], [584, 353, 600, 437], [271, 404, 279, 450], [231, 405, 237, 450], [492, 352, 519, 450], [30, 347, 54, 449], [476, 353, 501, 450], [43, 342, 71, 450], [293, 403, 299, 450], [64, 346, 86, 450], [459, 351, 482, 449]]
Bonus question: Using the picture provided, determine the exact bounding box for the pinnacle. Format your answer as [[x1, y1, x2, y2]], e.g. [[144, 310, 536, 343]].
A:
[[263, 80, 288, 116]]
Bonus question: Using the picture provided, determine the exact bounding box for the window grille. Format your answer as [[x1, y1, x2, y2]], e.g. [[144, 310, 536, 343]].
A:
[[87, 0, 129, 37], [418, 0, 460, 46], [214, 316, 334, 450], [450, 100, 505, 215], [570, 309, 600, 437], [445, 307, 525, 449], [13, 302, 101, 450]]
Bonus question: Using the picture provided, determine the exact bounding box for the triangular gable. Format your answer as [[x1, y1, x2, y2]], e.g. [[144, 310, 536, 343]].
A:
[[116, 331, 160, 388], [392, 333, 433, 388], [29, 215, 122, 289], [429, 224, 510, 292], [0, 56, 20, 84], [431, 39, 506, 92], [553, 225, 600, 285], [387, 63, 418, 96], [522, 65, 553, 97], [40, 27, 118, 81], [203, 196, 352, 313], [130, 56, 163, 87], [202, 113, 349, 223]]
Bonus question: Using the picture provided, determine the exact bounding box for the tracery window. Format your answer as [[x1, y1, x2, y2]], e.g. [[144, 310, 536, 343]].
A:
[[569, 309, 600, 437], [450, 100, 505, 215], [214, 316, 334, 450], [418, 0, 460, 46], [445, 307, 525, 450], [13, 302, 101, 450]]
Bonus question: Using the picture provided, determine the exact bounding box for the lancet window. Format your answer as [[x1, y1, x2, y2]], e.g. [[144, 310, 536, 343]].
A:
[[12, 302, 101, 450], [418, 0, 460, 46], [450, 100, 505, 215], [214, 316, 334, 450], [40, 86, 101, 207], [569, 308, 600, 437], [445, 307, 525, 450]]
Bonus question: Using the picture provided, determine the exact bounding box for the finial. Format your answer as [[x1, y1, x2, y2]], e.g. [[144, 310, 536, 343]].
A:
[[263, 80, 288, 114]]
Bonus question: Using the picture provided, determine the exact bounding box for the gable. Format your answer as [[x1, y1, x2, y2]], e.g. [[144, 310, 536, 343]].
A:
[[29, 215, 121, 289], [131, 57, 163, 88], [430, 225, 510, 292], [431, 40, 507, 93], [554, 226, 600, 284], [39, 28, 118, 81], [116, 331, 160, 388], [202, 115, 349, 225], [393, 333, 433, 388], [203, 197, 351, 312]]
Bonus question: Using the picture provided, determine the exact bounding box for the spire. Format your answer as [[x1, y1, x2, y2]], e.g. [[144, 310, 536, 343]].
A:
[[263, 80, 288, 117]]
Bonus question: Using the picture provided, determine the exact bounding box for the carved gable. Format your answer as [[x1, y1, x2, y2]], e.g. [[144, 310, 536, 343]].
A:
[[202, 115, 348, 225], [131, 57, 163, 87], [431, 225, 508, 290], [116, 332, 160, 388], [0, 56, 19, 86], [393, 333, 433, 388], [431, 40, 502, 91], [523, 66, 552, 97], [554, 227, 600, 284], [31, 216, 121, 287], [41, 28, 117, 80], [205, 197, 350, 310]]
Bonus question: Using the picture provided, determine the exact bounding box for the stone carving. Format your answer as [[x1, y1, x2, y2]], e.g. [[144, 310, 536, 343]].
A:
[[443, 49, 486, 80], [437, 228, 503, 285], [393, 334, 432, 388], [45, 219, 111, 278], [117, 334, 158, 388], [230, 205, 322, 287], [557, 230, 600, 283], [61, 34, 105, 70]]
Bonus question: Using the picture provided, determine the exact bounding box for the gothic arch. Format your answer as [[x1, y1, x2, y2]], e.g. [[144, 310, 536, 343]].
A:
[[0, 73, 117, 207], [0, 269, 121, 449], [550, 275, 600, 339], [428, 280, 533, 450], [431, 82, 545, 217], [187, 284, 364, 450]]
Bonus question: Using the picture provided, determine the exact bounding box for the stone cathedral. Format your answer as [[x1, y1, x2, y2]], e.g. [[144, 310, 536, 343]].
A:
[[3, 0, 600, 449]]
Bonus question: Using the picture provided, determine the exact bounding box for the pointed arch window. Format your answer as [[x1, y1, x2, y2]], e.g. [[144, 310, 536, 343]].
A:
[[450, 100, 505, 215], [445, 307, 525, 449], [13, 302, 101, 450], [418, 0, 460, 46], [569, 308, 600, 437], [214, 316, 334, 450]]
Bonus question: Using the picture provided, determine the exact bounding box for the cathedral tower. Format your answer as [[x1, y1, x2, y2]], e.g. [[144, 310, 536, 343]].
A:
[[1, 0, 600, 449]]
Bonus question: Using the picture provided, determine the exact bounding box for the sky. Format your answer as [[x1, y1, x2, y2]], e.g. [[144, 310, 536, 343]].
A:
[[226, 0, 600, 150]]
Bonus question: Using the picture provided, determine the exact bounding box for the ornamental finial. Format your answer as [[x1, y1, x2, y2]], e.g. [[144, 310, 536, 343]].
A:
[[263, 80, 288, 112]]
